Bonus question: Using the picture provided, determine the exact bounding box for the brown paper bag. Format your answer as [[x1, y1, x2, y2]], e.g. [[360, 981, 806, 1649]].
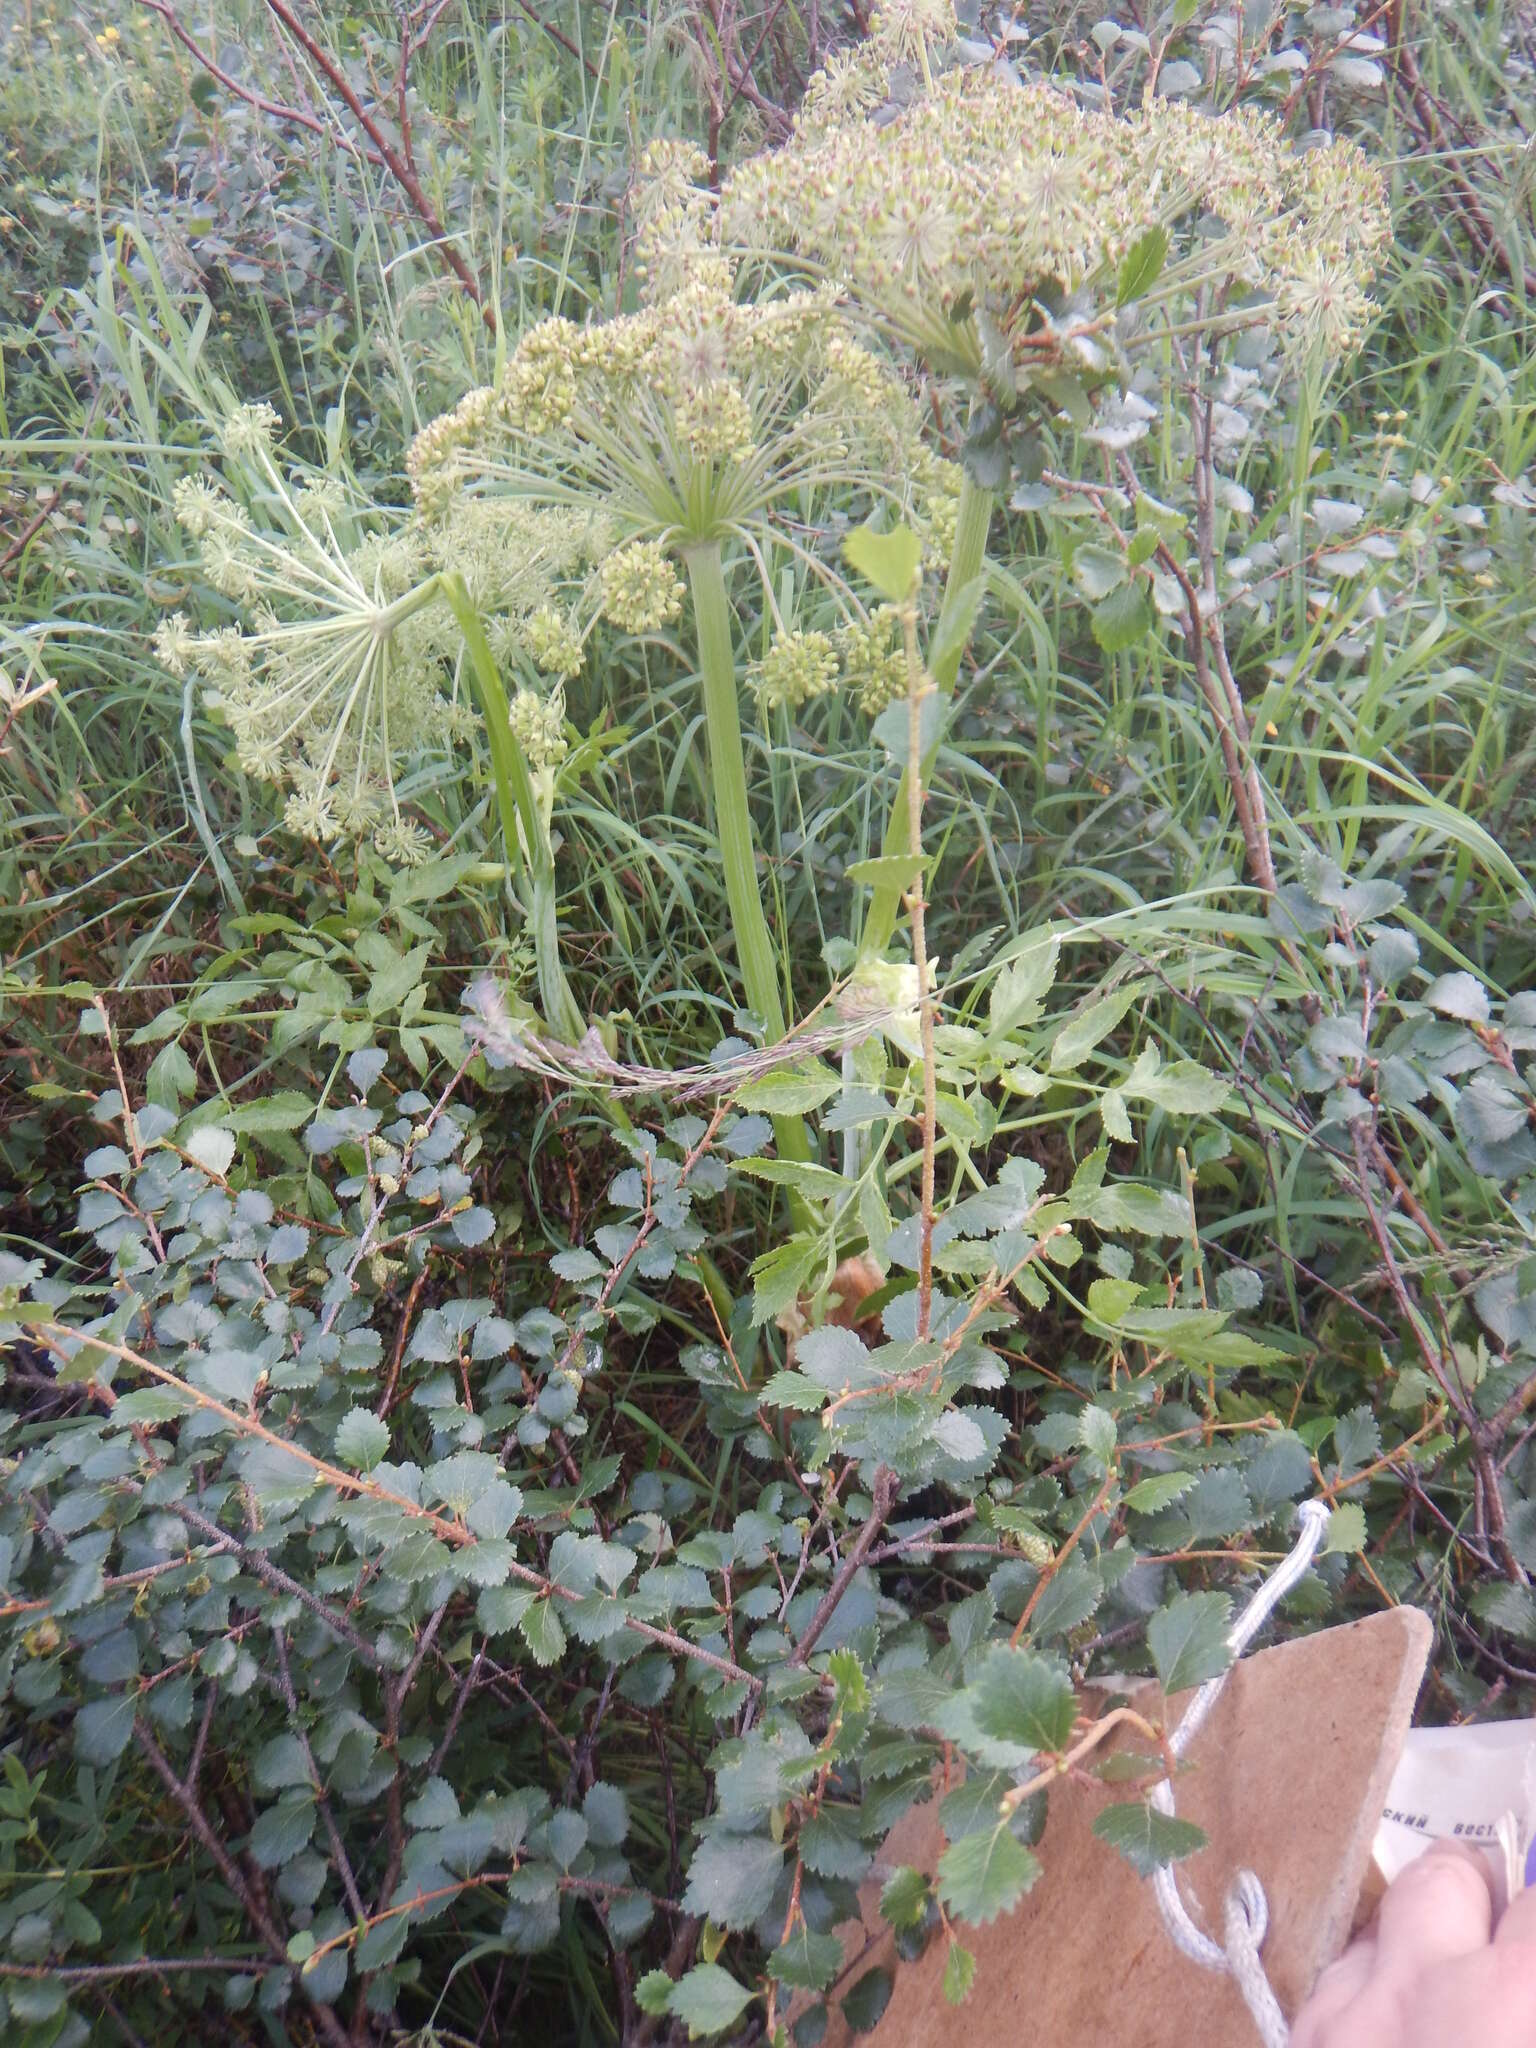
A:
[[814, 1607, 1432, 2048]]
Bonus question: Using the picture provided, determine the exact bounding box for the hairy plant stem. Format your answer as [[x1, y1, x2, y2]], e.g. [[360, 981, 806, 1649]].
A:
[[859, 472, 993, 960], [439, 571, 584, 1043], [685, 541, 812, 1165]]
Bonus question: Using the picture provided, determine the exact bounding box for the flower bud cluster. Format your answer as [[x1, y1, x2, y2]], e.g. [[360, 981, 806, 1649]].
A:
[[509, 686, 568, 771], [153, 439, 585, 860], [751, 629, 840, 713], [749, 607, 922, 721], [633, 139, 732, 302], [154, 387, 624, 859], [599, 541, 687, 635], [837, 605, 908, 714], [220, 401, 282, 458], [406, 269, 948, 566], [524, 604, 586, 680]]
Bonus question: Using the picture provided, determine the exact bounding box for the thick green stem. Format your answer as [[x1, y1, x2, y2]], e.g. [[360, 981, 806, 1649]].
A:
[[439, 571, 584, 1044], [685, 542, 812, 1167], [859, 475, 994, 961]]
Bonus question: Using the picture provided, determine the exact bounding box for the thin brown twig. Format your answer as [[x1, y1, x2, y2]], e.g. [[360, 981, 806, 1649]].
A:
[[261, 0, 498, 328], [787, 1467, 899, 1666], [1348, 1126, 1523, 1583], [133, 0, 385, 164], [1010, 1471, 1118, 1648], [506, 0, 601, 76], [899, 600, 940, 1343], [133, 1722, 352, 2048]]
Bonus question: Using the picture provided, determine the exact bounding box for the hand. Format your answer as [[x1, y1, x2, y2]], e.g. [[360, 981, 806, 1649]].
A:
[[1293, 1840, 1536, 2048]]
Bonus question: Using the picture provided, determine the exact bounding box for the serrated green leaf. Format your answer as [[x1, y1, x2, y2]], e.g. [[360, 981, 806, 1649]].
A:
[[1091, 581, 1153, 654], [760, 1371, 827, 1412], [185, 1125, 235, 1178], [365, 939, 432, 1018], [1122, 1471, 1199, 1514], [669, 1963, 756, 2039], [682, 1832, 783, 1929], [879, 1865, 930, 1930], [1148, 1591, 1232, 1692], [219, 1091, 316, 1135], [942, 1940, 977, 2005], [969, 1649, 1078, 1757], [936, 1822, 1041, 1925], [1086, 1275, 1143, 1326], [1049, 990, 1136, 1071], [1099, 1087, 1133, 1141], [735, 1065, 842, 1115], [74, 1694, 137, 1766], [736, 1158, 847, 1196], [636, 1970, 675, 2018], [845, 854, 931, 892], [1068, 543, 1127, 604], [769, 1926, 845, 1991], [1123, 1048, 1231, 1114], [518, 1597, 566, 1667], [750, 1239, 820, 1328], [1077, 1404, 1117, 1462], [1323, 1502, 1367, 1556], [1076, 1182, 1192, 1237], [334, 1408, 390, 1473], [1092, 1800, 1207, 1876]]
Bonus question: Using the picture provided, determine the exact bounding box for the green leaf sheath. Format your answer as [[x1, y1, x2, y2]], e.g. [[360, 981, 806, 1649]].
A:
[[439, 571, 584, 1043], [859, 473, 994, 960], [685, 541, 812, 1165]]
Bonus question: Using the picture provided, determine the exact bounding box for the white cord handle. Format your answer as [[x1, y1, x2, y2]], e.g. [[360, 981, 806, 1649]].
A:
[[1149, 1499, 1332, 2048]]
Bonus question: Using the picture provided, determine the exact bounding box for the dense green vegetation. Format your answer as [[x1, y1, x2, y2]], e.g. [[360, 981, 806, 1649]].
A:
[[2, 3, 1534, 2043]]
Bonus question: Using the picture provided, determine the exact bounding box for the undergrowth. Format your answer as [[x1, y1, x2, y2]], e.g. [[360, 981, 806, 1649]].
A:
[[2, 3, 1536, 2044]]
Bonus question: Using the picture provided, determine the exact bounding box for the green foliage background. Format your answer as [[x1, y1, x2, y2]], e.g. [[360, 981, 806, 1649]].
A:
[[2, 3, 1536, 2045]]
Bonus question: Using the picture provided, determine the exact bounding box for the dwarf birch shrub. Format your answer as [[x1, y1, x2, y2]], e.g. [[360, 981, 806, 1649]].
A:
[[3, 576, 1370, 2048]]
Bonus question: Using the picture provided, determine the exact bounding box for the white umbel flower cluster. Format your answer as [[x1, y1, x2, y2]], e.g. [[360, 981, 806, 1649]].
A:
[[405, 143, 960, 625], [722, 40, 1391, 374], [152, 410, 588, 860]]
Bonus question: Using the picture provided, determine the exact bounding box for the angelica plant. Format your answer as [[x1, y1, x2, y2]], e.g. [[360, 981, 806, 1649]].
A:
[[151, 403, 592, 1038], [407, 158, 959, 1155], [721, 2, 1392, 953]]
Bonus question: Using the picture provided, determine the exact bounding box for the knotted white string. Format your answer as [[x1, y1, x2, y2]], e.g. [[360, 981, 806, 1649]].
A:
[[1149, 1498, 1332, 2048]]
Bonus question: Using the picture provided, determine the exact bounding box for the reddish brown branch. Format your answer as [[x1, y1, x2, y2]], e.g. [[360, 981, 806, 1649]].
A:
[[134, 0, 385, 164], [788, 1467, 900, 1666], [261, 0, 496, 330], [134, 1721, 352, 2048]]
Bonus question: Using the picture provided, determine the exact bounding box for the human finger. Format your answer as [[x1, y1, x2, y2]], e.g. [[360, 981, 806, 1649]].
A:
[[1371, 1841, 1493, 1976], [1384, 1939, 1536, 2047], [1290, 1938, 1378, 2048], [1494, 1875, 1536, 1948]]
